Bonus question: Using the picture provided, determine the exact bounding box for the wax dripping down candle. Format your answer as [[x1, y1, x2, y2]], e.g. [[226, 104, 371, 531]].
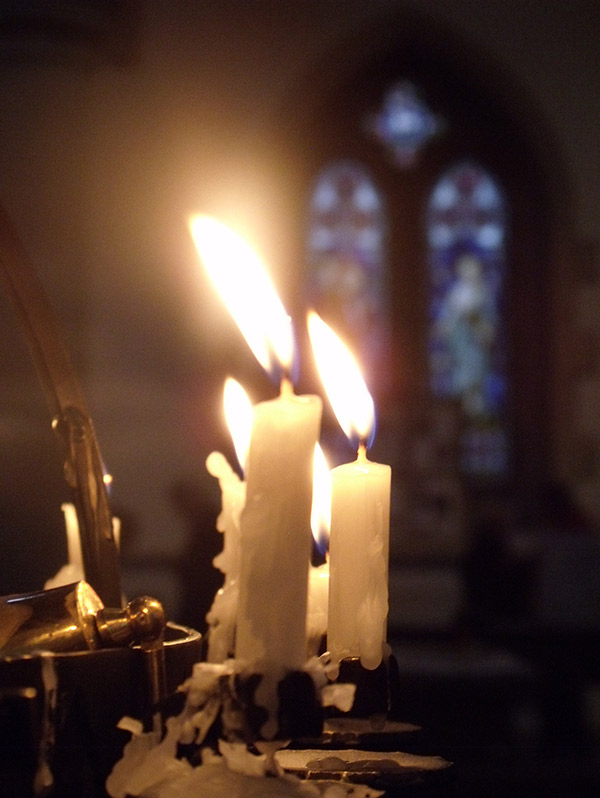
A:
[[308, 311, 391, 671], [205, 378, 252, 662], [190, 216, 322, 738]]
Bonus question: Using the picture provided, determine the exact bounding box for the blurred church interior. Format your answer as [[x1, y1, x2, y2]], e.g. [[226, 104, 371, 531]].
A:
[[0, 1, 599, 794]]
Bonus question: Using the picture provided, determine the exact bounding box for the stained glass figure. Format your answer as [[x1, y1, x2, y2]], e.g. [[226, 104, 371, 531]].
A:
[[427, 162, 509, 476], [306, 160, 389, 396], [368, 81, 441, 168]]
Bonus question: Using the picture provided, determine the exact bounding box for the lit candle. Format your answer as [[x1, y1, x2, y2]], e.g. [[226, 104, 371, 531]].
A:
[[308, 311, 391, 671], [307, 444, 331, 658], [239, 381, 321, 728], [190, 216, 322, 737], [44, 502, 121, 590], [205, 378, 251, 662], [63, 501, 84, 576]]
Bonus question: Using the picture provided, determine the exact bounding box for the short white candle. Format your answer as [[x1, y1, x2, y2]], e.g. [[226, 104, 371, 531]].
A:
[[306, 443, 331, 657], [63, 501, 84, 575], [307, 562, 329, 657], [43, 502, 85, 589], [329, 446, 390, 669], [308, 311, 391, 671], [43, 503, 121, 590]]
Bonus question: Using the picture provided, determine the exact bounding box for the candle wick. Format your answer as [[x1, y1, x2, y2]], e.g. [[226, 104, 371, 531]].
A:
[[280, 375, 294, 396], [357, 442, 368, 462]]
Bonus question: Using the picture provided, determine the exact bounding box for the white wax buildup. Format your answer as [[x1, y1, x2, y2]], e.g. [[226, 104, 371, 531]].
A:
[[205, 451, 246, 662]]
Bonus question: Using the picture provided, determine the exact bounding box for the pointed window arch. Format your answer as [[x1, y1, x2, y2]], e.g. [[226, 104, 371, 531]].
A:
[[427, 161, 509, 476], [306, 160, 389, 393]]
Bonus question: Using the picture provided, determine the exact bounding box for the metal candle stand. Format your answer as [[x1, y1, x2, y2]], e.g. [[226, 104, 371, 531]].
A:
[[0, 202, 453, 796], [289, 652, 407, 748], [280, 655, 455, 796]]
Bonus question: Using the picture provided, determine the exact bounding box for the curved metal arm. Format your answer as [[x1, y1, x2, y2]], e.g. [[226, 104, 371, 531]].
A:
[[0, 202, 121, 607]]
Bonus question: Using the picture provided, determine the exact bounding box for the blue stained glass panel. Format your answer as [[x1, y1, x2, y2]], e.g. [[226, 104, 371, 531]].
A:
[[427, 162, 509, 476], [306, 160, 389, 395]]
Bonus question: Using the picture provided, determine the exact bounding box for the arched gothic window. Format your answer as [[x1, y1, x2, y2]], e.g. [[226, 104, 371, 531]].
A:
[[299, 30, 552, 539], [306, 155, 510, 478], [306, 160, 389, 395], [427, 161, 509, 476]]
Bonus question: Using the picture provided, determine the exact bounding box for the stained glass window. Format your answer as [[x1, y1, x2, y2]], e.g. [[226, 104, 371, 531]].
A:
[[367, 81, 441, 168], [306, 160, 389, 394], [427, 161, 509, 476]]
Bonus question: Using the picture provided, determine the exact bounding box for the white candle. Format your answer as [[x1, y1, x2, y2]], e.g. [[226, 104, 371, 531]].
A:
[[43, 502, 121, 590], [63, 501, 84, 575], [236, 380, 321, 734], [307, 443, 331, 657], [329, 447, 390, 669], [307, 562, 329, 657], [308, 311, 391, 671], [43, 503, 85, 589], [190, 215, 323, 737]]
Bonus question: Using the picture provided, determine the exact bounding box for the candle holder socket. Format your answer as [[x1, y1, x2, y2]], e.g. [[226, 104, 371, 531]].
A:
[[229, 669, 323, 743], [327, 653, 402, 721]]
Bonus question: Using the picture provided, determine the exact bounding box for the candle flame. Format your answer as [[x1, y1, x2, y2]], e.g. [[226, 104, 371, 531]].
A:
[[311, 443, 331, 555], [308, 311, 375, 447], [189, 215, 295, 379], [223, 377, 253, 473]]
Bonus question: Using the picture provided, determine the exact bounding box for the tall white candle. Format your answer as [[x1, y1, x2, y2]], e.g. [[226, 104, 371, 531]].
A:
[[236, 380, 321, 733], [190, 215, 323, 737], [308, 311, 391, 671]]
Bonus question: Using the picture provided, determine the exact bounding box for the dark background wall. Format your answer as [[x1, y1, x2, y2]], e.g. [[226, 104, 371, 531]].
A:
[[0, 0, 597, 629]]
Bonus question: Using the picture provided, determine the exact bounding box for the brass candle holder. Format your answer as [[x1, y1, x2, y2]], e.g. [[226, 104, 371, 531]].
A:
[[0, 592, 202, 797], [0, 203, 203, 796]]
